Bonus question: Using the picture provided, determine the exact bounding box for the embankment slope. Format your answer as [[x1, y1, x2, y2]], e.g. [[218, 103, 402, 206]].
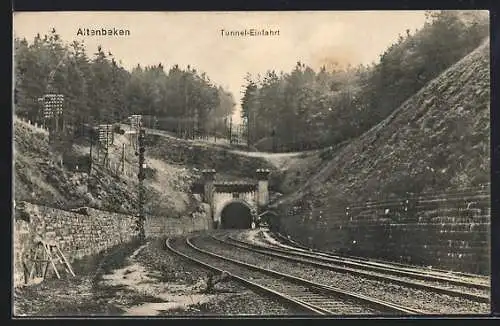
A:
[[14, 117, 196, 217], [277, 40, 490, 212], [272, 41, 490, 273]]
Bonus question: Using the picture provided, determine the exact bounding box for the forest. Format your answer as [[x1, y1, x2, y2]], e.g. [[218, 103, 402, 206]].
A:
[[14, 11, 489, 152], [241, 11, 489, 152], [14, 30, 236, 139]]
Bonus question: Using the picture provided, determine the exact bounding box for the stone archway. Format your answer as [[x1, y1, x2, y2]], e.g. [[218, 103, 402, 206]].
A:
[[220, 200, 254, 229]]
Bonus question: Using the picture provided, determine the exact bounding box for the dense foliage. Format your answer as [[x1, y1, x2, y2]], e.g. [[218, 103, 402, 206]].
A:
[[14, 29, 236, 138], [241, 11, 489, 152], [14, 11, 488, 152]]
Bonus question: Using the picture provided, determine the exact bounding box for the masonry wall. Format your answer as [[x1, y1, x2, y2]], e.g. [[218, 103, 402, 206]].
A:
[[144, 202, 212, 238], [278, 189, 490, 275], [13, 201, 138, 287], [14, 201, 213, 287]]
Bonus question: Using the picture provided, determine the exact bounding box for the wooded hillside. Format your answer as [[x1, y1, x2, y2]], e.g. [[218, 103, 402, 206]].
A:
[[241, 11, 488, 152]]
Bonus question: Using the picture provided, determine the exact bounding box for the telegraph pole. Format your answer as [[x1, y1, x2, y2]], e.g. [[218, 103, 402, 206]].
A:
[[121, 143, 125, 174], [229, 115, 233, 144], [247, 109, 253, 149], [137, 127, 146, 241], [184, 74, 188, 140], [38, 53, 67, 150], [89, 134, 93, 173], [111, 57, 117, 124], [214, 122, 217, 143], [105, 124, 110, 168]]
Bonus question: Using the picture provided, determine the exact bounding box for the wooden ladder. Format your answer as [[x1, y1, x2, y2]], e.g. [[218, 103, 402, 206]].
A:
[[29, 240, 75, 281]]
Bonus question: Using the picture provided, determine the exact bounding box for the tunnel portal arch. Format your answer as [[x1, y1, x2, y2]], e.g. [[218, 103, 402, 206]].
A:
[[219, 199, 256, 229], [194, 169, 271, 229]]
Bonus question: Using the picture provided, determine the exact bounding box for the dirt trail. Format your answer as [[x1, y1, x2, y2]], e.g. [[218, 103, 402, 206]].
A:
[[101, 244, 215, 316], [138, 124, 319, 170], [228, 150, 318, 170]]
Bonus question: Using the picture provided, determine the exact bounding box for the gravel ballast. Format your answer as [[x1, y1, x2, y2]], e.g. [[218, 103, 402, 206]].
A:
[[14, 237, 295, 316], [190, 235, 489, 314]]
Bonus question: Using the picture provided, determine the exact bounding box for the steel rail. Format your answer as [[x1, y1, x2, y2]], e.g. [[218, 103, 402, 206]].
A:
[[272, 231, 489, 281], [165, 238, 328, 315], [182, 235, 425, 315], [226, 234, 489, 291], [215, 235, 488, 303]]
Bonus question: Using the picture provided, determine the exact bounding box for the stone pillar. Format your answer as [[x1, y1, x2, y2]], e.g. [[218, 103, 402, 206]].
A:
[[256, 169, 271, 209], [202, 169, 216, 226], [202, 169, 216, 203]]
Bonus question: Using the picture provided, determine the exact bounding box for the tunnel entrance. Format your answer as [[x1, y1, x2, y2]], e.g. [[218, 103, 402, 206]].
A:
[[220, 201, 253, 229]]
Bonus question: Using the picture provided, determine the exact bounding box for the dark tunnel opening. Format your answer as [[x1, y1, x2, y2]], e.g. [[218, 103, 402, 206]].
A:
[[220, 202, 253, 229]]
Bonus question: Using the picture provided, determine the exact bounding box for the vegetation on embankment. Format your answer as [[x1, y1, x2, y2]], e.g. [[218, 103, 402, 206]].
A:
[[14, 116, 198, 217], [145, 133, 277, 182], [268, 141, 350, 195], [13, 27, 247, 217], [276, 39, 490, 215], [14, 113, 277, 217]]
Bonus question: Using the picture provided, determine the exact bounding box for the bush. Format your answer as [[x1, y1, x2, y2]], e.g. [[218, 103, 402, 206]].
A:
[[63, 152, 91, 172]]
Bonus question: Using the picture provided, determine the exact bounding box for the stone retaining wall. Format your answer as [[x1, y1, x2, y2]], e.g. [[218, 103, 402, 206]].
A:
[[277, 189, 490, 274], [144, 203, 212, 237], [13, 202, 138, 287], [13, 201, 211, 287]]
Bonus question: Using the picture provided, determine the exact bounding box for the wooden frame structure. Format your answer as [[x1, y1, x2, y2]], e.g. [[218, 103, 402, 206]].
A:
[[28, 240, 75, 282]]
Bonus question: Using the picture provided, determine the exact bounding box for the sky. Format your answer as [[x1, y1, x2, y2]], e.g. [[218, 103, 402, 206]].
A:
[[13, 11, 428, 124]]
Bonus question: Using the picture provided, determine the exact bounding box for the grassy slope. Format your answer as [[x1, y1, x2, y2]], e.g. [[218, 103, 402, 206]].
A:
[[269, 141, 352, 195], [145, 133, 276, 182], [14, 114, 276, 216], [276, 40, 490, 212], [139, 122, 328, 193], [14, 118, 196, 217]]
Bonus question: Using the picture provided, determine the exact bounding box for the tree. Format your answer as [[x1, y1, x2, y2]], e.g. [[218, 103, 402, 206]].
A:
[[239, 10, 489, 152]]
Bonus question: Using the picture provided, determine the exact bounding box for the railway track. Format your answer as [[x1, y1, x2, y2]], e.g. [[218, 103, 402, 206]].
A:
[[217, 233, 489, 303], [195, 232, 488, 314], [166, 235, 426, 315], [270, 231, 489, 284]]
